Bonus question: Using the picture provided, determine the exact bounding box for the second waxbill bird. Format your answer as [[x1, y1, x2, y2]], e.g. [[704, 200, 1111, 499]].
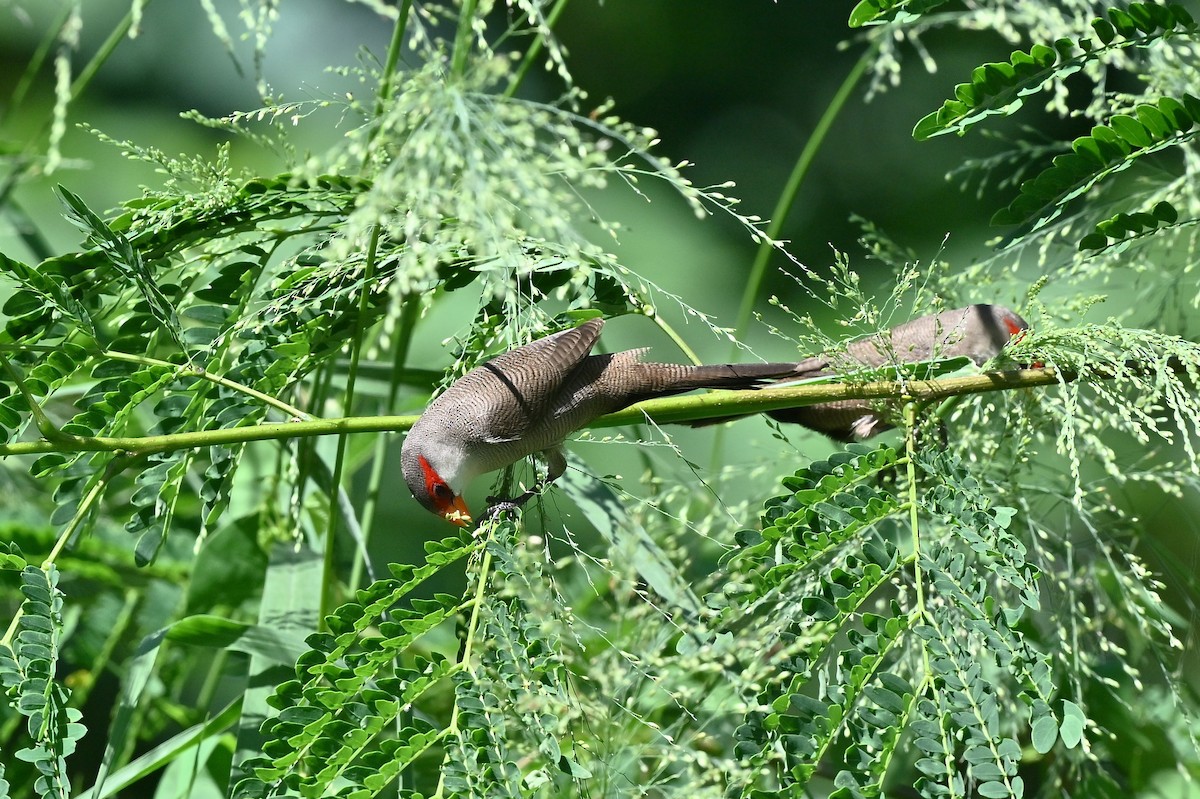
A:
[[752, 303, 1029, 440], [401, 318, 805, 525]]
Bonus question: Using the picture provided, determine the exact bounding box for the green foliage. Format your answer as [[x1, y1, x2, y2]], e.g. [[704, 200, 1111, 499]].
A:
[[235, 532, 474, 797], [1078, 199, 1181, 251], [720, 445, 1049, 798], [904, 1, 1200, 260], [848, 0, 954, 29], [989, 95, 1199, 232], [0, 1, 1197, 799], [914, 4, 1198, 141], [0, 566, 86, 799]]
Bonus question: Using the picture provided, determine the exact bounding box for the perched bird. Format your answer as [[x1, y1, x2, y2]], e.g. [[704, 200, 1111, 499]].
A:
[[401, 318, 803, 525], [755, 303, 1029, 440]]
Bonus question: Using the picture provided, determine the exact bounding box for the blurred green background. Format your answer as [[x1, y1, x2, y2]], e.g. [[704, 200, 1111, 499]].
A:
[[1, 1, 1027, 314], [1, 0, 1196, 660], [3, 7, 1200, 798]]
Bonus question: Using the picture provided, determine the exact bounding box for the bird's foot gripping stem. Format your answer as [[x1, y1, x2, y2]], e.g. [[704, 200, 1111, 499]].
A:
[[478, 485, 541, 525]]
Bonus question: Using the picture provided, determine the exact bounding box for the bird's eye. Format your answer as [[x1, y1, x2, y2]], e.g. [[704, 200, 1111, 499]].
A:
[[432, 483, 454, 501]]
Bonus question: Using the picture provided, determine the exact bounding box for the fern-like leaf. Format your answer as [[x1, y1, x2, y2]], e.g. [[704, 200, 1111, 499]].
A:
[[55, 186, 188, 353], [914, 4, 1198, 141], [234, 532, 476, 799], [0, 566, 87, 799], [848, 0, 953, 28], [1078, 199, 1181, 251], [992, 95, 1199, 232]]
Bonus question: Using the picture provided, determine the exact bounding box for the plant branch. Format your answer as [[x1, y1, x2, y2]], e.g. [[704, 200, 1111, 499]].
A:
[[1, 455, 128, 647], [378, 0, 412, 106], [503, 0, 571, 99], [98, 350, 310, 420], [732, 41, 877, 343], [433, 521, 496, 799], [450, 0, 480, 80], [645, 309, 703, 366], [0, 351, 65, 441], [321, 225, 383, 625], [903, 402, 931, 679], [593, 367, 1065, 428], [0, 367, 1068, 459]]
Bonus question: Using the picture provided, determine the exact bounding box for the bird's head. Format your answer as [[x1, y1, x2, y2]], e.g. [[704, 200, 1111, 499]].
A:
[[401, 436, 473, 527], [961, 304, 1030, 363], [995, 305, 1030, 342]]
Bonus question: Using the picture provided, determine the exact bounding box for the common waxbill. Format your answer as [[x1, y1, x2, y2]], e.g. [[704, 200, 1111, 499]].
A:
[[401, 318, 804, 525], [754, 303, 1029, 440]]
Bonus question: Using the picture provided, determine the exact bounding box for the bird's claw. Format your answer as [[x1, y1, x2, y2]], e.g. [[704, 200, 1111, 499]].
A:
[[477, 486, 543, 526], [477, 498, 529, 527]]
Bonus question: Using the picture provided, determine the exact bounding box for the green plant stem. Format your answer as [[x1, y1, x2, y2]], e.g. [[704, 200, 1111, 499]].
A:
[[903, 402, 932, 681], [646, 310, 703, 366], [1, 457, 123, 647], [353, 294, 420, 590], [70, 2, 157, 101], [98, 350, 310, 420], [320, 225, 383, 626], [378, 0, 412, 105], [0, 367, 1070, 458], [433, 525, 496, 799], [503, 0, 571, 98], [450, 0, 480, 80], [4, 3, 70, 123], [731, 42, 877, 343], [595, 367, 1064, 427], [360, 0, 413, 170], [0, 351, 64, 440], [903, 403, 925, 617]]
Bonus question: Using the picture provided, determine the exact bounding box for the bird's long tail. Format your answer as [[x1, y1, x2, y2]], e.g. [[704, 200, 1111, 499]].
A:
[[672, 356, 829, 427], [665, 356, 828, 391]]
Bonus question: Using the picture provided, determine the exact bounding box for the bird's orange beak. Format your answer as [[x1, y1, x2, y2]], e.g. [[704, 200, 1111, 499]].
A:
[[441, 494, 473, 527]]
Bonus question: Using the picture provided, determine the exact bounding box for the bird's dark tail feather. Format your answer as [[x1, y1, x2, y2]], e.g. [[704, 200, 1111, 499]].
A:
[[673, 356, 828, 391], [678, 356, 829, 427]]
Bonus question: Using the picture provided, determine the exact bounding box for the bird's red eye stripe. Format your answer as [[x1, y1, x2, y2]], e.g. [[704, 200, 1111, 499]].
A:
[[1003, 317, 1044, 368], [1004, 317, 1029, 347], [417, 455, 472, 526], [418, 455, 451, 509]]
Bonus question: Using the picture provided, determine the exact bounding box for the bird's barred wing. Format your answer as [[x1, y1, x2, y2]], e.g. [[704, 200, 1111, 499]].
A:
[[475, 318, 605, 442]]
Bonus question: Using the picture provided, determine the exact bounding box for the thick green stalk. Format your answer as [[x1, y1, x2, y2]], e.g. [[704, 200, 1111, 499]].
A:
[[450, 0, 480, 80], [378, 0, 413, 105], [320, 225, 383, 626], [731, 43, 877, 342], [0, 367, 1069, 458], [503, 0, 571, 98], [353, 294, 420, 590]]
